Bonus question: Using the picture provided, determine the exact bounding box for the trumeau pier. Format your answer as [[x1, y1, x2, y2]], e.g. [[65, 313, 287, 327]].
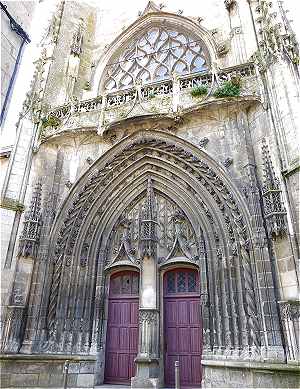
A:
[[0, 1, 299, 388]]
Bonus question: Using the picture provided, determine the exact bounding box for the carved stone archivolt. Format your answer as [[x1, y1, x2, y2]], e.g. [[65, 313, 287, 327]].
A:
[[38, 130, 268, 356]]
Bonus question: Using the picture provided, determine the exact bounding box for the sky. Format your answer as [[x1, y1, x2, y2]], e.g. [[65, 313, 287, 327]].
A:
[[1, 0, 299, 147]]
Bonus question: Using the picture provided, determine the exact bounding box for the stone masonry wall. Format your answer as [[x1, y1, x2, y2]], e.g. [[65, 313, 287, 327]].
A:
[[1, 1, 36, 122]]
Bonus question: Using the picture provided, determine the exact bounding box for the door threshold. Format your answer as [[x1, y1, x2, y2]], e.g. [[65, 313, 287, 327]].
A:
[[95, 385, 130, 388]]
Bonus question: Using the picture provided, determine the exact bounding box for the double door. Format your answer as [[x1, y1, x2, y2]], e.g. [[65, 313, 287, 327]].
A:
[[104, 269, 202, 387]]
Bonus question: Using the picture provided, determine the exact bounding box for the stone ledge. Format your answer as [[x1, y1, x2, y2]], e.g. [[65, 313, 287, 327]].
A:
[[201, 359, 300, 372], [0, 353, 97, 361]]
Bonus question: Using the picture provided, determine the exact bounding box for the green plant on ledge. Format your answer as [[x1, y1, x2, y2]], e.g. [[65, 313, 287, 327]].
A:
[[190, 85, 208, 97], [213, 78, 241, 98], [41, 115, 61, 128]]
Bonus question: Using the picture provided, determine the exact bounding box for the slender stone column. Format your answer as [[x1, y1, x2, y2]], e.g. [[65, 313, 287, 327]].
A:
[[131, 178, 160, 389]]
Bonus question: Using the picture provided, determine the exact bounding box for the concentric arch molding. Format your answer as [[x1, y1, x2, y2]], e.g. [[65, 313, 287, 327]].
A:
[[45, 130, 257, 339]]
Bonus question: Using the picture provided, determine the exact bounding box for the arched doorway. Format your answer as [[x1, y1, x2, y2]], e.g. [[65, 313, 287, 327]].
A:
[[164, 268, 202, 387], [104, 270, 139, 384]]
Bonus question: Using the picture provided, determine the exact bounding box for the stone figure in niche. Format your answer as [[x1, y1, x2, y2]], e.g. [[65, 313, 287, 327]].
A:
[[65, 19, 84, 101]]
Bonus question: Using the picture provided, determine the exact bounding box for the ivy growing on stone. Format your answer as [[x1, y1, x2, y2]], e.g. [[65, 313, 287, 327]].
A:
[[41, 115, 61, 128], [213, 78, 241, 98], [190, 85, 208, 97]]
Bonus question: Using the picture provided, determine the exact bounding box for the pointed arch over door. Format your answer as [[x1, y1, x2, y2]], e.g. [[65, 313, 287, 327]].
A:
[[42, 129, 267, 362]]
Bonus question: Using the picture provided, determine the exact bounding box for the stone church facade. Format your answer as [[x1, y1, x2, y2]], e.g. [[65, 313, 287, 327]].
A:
[[1, 1, 299, 388]]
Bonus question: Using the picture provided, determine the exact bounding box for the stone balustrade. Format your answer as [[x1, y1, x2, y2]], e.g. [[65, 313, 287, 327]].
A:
[[42, 62, 260, 140]]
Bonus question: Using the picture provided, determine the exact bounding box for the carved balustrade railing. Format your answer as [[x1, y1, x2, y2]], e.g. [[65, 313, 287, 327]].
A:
[[43, 62, 259, 138]]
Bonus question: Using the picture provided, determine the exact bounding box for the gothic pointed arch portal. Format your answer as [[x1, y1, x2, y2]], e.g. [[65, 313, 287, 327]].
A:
[[41, 129, 269, 383]]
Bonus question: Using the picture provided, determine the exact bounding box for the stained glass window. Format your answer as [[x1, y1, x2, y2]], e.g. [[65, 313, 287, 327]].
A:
[[167, 272, 176, 293], [177, 271, 186, 292], [165, 270, 199, 294], [188, 272, 196, 292], [103, 26, 209, 92]]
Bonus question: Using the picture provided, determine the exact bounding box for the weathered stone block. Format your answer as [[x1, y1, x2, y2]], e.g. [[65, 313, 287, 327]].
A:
[[66, 373, 77, 386], [76, 373, 94, 387], [10, 373, 39, 387], [79, 361, 95, 373], [0, 373, 10, 387], [37, 372, 51, 387], [68, 362, 81, 373], [49, 372, 64, 387]]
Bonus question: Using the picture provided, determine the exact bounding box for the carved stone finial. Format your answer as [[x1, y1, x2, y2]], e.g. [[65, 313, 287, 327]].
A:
[[86, 157, 94, 165], [224, 0, 237, 11], [65, 180, 73, 189], [140, 1, 161, 16], [18, 181, 42, 258], [198, 137, 209, 148], [140, 178, 158, 257], [261, 139, 287, 238]]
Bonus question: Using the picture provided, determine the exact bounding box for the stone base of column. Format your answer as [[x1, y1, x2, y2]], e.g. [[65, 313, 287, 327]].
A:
[[131, 356, 160, 389], [1, 306, 25, 353], [19, 340, 34, 354]]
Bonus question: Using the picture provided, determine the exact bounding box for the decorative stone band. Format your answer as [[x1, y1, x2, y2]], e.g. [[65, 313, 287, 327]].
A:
[[47, 62, 257, 121]]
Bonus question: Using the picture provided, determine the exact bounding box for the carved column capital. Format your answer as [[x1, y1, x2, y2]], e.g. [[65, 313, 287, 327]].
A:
[[139, 309, 159, 324]]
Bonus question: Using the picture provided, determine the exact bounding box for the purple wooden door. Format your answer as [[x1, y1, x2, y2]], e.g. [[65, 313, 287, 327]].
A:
[[105, 271, 139, 384], [164, 269, 202, 388]]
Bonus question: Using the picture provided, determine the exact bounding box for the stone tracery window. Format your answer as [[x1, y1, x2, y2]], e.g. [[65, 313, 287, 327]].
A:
[[103, 26, 210, 92]]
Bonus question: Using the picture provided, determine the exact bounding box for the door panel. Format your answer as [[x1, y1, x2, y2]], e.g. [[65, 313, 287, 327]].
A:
[[164, 269, 202, 387], [105, 271, 139, 384]]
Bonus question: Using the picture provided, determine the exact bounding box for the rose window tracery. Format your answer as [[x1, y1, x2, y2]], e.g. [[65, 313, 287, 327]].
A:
[[103, 26, 210, 92]]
